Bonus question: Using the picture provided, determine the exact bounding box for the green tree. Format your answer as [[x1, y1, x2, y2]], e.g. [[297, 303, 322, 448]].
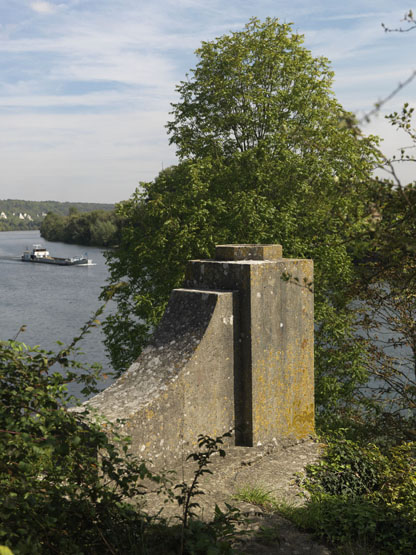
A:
[[40, 209, 119, 247], [103, 18, 381, 418], [63, 211, 91, 244], [40, 212, 66, 241], [351, 105, 416, 424], [168, 18, 341, 159], [89, 211, 119, 246]]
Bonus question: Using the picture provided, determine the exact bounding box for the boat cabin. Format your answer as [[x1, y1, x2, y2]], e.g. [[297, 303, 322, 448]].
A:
[[22, 245, 50, 261]]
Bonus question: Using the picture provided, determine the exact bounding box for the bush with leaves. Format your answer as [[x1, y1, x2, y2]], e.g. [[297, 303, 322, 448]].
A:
[[0, 319, 242, 554], [283, 437, 416, 554], [172, 433, 243, 555], [341, 102, 416, 431], [0, 328, 157, 554]]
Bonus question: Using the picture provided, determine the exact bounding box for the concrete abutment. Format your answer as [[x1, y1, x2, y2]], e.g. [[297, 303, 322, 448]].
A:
[[88, 244, 314, 463]]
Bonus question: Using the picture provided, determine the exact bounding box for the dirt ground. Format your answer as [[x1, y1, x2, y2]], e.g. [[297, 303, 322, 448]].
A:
[[142, 437, 333, 554]]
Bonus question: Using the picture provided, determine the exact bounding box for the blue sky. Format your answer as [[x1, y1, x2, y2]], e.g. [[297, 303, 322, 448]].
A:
[[1, 0, 415, 203]]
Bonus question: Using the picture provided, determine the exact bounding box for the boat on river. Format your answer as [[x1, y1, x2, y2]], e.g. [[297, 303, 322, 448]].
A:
[[21, 244, 92, 266]]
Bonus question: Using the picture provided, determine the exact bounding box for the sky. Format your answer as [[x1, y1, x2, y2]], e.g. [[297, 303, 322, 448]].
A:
[[1, 0, 415, 203]]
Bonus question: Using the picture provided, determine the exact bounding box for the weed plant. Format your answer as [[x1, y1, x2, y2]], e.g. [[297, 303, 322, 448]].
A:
[[234, 485, 279, 512]]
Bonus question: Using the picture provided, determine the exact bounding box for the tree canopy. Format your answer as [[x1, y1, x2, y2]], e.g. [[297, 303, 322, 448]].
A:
[[0, 199, 114, 232], [103, 18, 382, 418], [169, 18, 344, 160]]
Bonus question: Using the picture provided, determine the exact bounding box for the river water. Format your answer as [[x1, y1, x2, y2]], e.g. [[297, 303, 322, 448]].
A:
[[0, 230, 113, 399]]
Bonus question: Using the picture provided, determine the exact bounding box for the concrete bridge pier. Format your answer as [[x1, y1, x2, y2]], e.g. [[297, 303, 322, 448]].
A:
[[87, 244, 314, 463]]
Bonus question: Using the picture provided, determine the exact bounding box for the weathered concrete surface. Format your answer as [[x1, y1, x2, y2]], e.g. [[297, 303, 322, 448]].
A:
[[216, 244, 283, 261], [88, 288, 237, 463], [140, 438, 331, 554], [87, 243, 314, 463], [185, 248, 314, 446]]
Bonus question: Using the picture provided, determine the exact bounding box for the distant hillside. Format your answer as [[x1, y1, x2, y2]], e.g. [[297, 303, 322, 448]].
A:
[[0, 199, 114, 232]]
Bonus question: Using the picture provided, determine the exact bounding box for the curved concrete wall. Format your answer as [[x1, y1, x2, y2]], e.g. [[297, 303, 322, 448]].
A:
[[88, 288, 237, 463]]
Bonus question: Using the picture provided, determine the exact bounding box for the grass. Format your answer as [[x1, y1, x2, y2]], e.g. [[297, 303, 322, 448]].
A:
[[233, 484, 280, 512], [232, 485, 283, 548], [233, 485, 378, 554]]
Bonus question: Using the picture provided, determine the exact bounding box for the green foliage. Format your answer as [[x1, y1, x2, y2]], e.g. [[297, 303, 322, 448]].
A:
[[168, 17, 342, 160], [0, 329, 242, 554], [175, 433, 231, 527], [102, 19, 382, 424], [172, 432, 243, 554], [233, 487, 284, 547], [280, 438, 416, 553], [349, 105, 416, 420], [0, 314, 152, 554], [40, 209, 119, 247], [0, 219, 38, 232], [234, 485, 278, 511]]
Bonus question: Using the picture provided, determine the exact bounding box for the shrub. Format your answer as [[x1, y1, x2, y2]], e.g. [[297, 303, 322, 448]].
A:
[[288, 438, 416, 554], [0, 325, 241, 554]]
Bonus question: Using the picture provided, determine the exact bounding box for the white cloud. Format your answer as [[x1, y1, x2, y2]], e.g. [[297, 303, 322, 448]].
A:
[[0, 91, 129, 108], [315, 11, 392, 22], [30, 1, 56, 14], [304, 19, 385, 61], [0, 110, 177, 202], [1, 0, 415, 202], [364, 116, 416, 186]]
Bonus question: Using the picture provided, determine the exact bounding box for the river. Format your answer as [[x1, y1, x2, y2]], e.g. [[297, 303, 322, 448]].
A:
[[0, 230, 113, 399]]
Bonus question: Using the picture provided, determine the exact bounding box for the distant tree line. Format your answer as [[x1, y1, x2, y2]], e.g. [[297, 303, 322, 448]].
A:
[[0, 218, 39, 232], [0, 199, 114, 232], [40, 208, 120, 247]]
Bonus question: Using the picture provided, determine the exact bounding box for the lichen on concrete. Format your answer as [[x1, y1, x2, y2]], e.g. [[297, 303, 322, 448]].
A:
[[87, 244, 314, 464]]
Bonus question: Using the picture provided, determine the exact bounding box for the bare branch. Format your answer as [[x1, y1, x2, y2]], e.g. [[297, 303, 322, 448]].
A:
[[382, 9, 416, 33], [359, 70, 416, 124]]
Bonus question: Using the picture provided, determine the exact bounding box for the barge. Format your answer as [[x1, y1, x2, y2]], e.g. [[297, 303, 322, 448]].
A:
[[21, 245, 92, 266]]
